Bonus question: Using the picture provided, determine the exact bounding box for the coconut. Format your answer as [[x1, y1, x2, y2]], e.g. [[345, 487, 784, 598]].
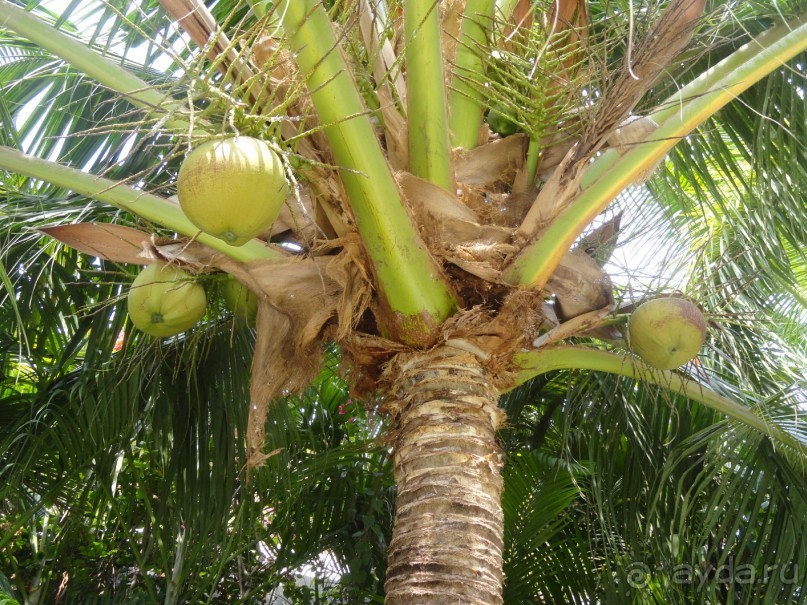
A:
[[222, 277, 258, 322], [177, 136, 288, 246], [127, 263, 207, 337], [487, 104, 520, 137], [628, 297, 706, 370]]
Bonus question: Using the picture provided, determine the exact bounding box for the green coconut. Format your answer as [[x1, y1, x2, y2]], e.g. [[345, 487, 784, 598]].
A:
[[628, 297, 706, 370], [222, 277, 258, 322], [177, 136, 288, 247], [487, 104, 520, 137], [127, 263, 207, 337]]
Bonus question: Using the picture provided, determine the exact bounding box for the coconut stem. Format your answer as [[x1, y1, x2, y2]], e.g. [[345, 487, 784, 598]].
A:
[[448, 0, 496, 149], [405, 0, 455, 189]]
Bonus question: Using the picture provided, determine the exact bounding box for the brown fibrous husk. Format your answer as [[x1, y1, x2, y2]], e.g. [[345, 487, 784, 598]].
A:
[[212, 240, 372, 470]]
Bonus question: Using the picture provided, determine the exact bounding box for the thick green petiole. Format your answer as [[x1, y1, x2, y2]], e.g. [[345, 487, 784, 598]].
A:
[[512, 346, 805, 452], [448, 0, 496, 149], [404, 0, 454, 189], [276, 0, 456, 343]]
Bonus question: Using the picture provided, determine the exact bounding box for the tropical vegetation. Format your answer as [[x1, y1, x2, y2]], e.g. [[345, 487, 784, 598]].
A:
[[1, 0, 806, 603]]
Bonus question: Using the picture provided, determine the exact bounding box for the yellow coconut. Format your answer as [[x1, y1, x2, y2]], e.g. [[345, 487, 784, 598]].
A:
[[177, 136, 288, 246], [628, 297, 706, 370], [127, 263, 207, 337], [222, 277, 258, 322]]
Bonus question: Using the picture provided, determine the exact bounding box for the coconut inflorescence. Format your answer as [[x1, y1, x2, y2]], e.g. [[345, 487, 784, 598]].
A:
[[177, 136, 288, 247], [127, 263, 207, 337], [628, 297, 706, 370]]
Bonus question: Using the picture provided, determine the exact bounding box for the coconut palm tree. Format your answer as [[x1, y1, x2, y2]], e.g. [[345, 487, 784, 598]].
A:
[[1, 0, 806, 603]]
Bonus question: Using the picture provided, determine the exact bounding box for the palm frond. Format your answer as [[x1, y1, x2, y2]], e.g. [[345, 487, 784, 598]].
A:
[[503, 361, 806, 603]]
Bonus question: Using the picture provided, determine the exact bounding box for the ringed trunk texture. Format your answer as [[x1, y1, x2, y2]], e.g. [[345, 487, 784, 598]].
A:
[[384, 346, 506, 604]]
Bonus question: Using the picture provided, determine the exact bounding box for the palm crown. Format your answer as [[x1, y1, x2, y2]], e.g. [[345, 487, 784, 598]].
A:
[[1, 0, 806, 603]]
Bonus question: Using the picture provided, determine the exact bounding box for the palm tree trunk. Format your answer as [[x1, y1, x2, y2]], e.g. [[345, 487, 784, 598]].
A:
[[384, 346, 506, 604]]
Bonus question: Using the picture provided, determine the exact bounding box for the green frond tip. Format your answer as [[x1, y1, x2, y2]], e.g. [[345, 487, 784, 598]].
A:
[[0, 146, 280, 263], [511, 346, 805, 453]]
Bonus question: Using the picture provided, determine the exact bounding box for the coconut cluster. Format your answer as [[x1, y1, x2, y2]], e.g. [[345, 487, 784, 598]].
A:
[[126, 136, 284, 337]]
